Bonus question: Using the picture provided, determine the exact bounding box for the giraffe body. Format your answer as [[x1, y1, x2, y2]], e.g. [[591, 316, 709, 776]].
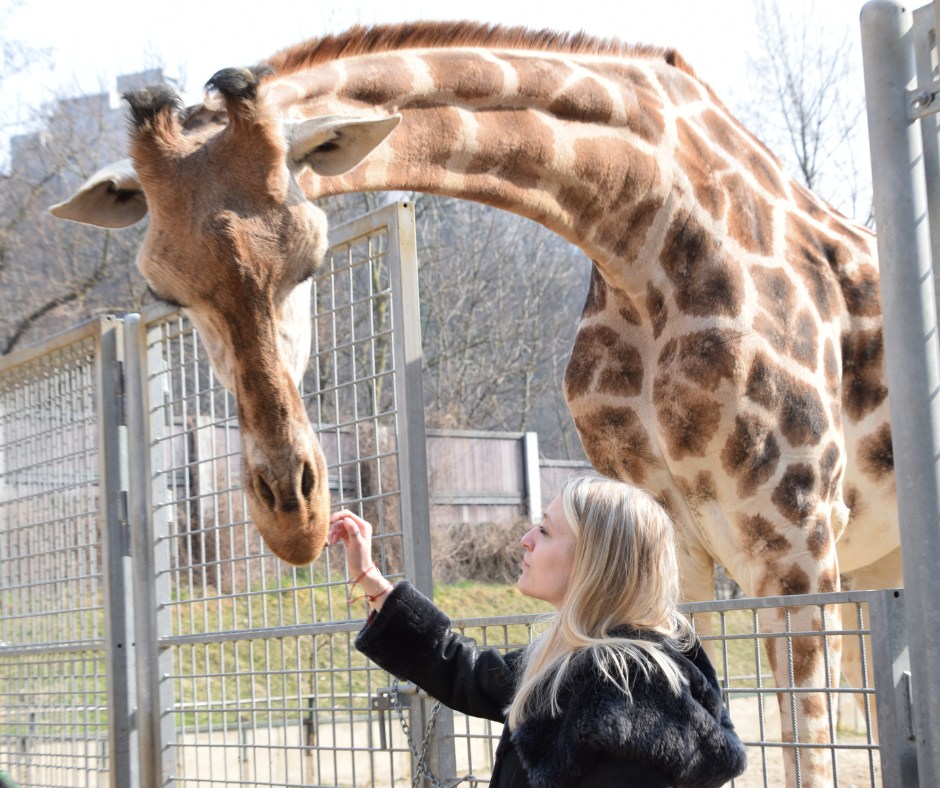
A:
[[50, 24, 899, 784]]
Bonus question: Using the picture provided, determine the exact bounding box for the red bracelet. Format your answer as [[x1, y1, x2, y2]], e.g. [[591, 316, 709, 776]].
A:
[[347, 565, 392, 605], [349, 565, 376, 587]]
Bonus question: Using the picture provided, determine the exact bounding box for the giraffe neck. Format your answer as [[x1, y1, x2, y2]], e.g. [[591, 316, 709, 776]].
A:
[[272, 47, 702, 279]]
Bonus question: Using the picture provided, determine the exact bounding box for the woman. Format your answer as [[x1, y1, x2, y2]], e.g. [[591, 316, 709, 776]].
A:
[[328, 475, 747, 787]]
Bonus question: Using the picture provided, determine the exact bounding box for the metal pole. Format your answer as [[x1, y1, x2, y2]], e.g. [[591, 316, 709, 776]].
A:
[[96, 316, 138, 787], [123, 314, 161, 788], [861, 3, 940, 785], [387, 202, 434, 597], [868, 590, 917, 787]]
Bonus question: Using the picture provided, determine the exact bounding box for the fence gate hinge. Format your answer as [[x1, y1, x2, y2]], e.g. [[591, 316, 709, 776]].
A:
[[908, 80, 940, 120]]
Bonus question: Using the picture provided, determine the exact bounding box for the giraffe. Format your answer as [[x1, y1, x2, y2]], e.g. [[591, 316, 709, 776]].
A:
[[49, 23, 899, 784]]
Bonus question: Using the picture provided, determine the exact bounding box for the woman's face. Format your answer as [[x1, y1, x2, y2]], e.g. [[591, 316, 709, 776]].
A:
[[518, 494, 576, 608]]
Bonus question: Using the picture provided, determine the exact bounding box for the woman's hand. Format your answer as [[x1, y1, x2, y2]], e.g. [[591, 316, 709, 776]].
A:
[[328, 509, 375, 575], [328, 509, 393, 610]]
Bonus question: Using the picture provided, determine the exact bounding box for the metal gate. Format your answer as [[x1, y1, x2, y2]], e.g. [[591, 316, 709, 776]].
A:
[[0, 200, 922, 787]]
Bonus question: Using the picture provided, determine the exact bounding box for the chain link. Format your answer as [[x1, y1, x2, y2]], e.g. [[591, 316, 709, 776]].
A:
[[390, 678, 469, 788]]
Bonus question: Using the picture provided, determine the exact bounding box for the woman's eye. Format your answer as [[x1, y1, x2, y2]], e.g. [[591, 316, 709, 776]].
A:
[[538, 526, 548, 536]]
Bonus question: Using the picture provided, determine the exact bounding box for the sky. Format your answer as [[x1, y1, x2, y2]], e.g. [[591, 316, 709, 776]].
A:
[[2, 0, 871, 123]]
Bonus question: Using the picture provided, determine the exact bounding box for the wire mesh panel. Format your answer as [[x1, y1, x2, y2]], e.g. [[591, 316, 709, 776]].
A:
[[438, 591, 892, 788], [138, 203, 430, 786], [0, 322, 112, 787]]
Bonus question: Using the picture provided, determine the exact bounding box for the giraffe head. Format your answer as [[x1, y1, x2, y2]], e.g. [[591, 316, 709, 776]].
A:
[[50, 68, 400, 564]]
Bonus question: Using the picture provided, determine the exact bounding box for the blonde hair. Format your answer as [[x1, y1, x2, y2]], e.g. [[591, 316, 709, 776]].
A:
[[507, 474, 694, 728]]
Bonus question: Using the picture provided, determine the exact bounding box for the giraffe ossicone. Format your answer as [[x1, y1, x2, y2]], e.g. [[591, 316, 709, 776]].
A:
[[51, 23, 899, 784]]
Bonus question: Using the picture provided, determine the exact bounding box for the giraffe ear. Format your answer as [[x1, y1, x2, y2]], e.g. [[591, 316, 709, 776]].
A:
[[286, 114, 402, 176], [49, 158, 148, 228]]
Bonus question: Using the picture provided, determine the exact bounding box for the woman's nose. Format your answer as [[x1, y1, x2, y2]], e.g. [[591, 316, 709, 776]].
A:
[[520, 529, 534, 550]]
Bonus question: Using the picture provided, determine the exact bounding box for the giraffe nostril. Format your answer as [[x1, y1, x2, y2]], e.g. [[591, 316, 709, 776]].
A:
[[301, 462, 314, 499], [256, 475, 276, 511]]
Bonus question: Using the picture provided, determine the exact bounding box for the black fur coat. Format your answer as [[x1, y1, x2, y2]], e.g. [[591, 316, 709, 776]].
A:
[[356, 582, 747, 787]]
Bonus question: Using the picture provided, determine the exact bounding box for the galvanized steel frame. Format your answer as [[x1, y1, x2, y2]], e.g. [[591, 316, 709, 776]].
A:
[[861, 2, 940, 785]]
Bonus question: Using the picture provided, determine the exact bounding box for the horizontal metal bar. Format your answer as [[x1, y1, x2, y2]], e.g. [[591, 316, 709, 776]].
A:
[[0, 317, 104, 375], [431, 493, 525, 506], [449, 589, 891, 632], [680, 588, 891, 613], [426, 428, 527, 440], [0, 641, 106, 658], [159, 618, 365, 647]]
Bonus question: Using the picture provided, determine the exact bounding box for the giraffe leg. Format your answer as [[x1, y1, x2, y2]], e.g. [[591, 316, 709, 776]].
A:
[[676, 535, 716, 657], [759, 599, 842, 787]]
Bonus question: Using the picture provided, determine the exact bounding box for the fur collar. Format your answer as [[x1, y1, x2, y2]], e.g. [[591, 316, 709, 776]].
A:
[[509, 632, 747, 788]]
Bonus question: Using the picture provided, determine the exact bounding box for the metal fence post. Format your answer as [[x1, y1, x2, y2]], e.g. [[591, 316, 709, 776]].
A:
[[387, 202, 458, 785], [387, 201, 433, 595], [523, 432, 542, 524], [96, 316, 138, 787], [862, 3, 940, 785], [869, 590, 918, 787], [123, 314, 178, 787]]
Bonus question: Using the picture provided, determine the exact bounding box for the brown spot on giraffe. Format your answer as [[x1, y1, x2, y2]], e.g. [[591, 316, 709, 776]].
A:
[[343, 54, 416, 106], [791, 310, 819, 369], [664, 327, 740, 390], [844, 483, 865, 521], [772, 463, 817, 524], [675, 117, 728, 221], [560, 138, 659, 235], [806, 517, 830, 561], [594, 192, 663, 262], [574, 405, 660, 484], [791, 632, 821, 685], [817, 564, 839, 593], [751, 275, 819, 370], [721, 413, 781, 497], [469, 111, 555, 191], [645, 282, 667, 339], [655, 63, 704, 105], [745, 353, 827, 447], [698, 108, 787, 198], [858, 422, 894, 482], [801, 694, 826, 720], [581, 266, 607, 318], [839, 264, 882, 318], [752, 265, 795, 326], [661, 209, 746, 318], [388, 106, 465, 178], [680, 470, 718, 506], [425, 51, 507, 101], [741, 514, 792, 558], [841, 328, 888, 423], [505, 53, 569, 100], [724, 172, 774, 255], [565, 324, 643, 399], [549, 76, 615, 125], [787, 216, 842, 322], [654, 380, 723, 460]]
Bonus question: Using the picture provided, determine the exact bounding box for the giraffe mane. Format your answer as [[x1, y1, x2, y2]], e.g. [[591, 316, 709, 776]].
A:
[[260, 20, 694, 79]]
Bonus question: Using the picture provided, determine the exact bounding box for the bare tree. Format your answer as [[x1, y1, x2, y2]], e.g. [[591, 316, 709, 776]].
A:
[[0, 71, 166, 354], [740, 0, 872, 225], [416, 195, 589, 458]]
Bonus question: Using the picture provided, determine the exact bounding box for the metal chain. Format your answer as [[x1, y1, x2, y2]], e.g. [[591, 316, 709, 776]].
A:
[[390, 678, 469, 788]]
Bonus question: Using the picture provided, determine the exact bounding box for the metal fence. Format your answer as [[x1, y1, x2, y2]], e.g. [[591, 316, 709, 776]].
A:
[[0, 201, 918, 787]]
